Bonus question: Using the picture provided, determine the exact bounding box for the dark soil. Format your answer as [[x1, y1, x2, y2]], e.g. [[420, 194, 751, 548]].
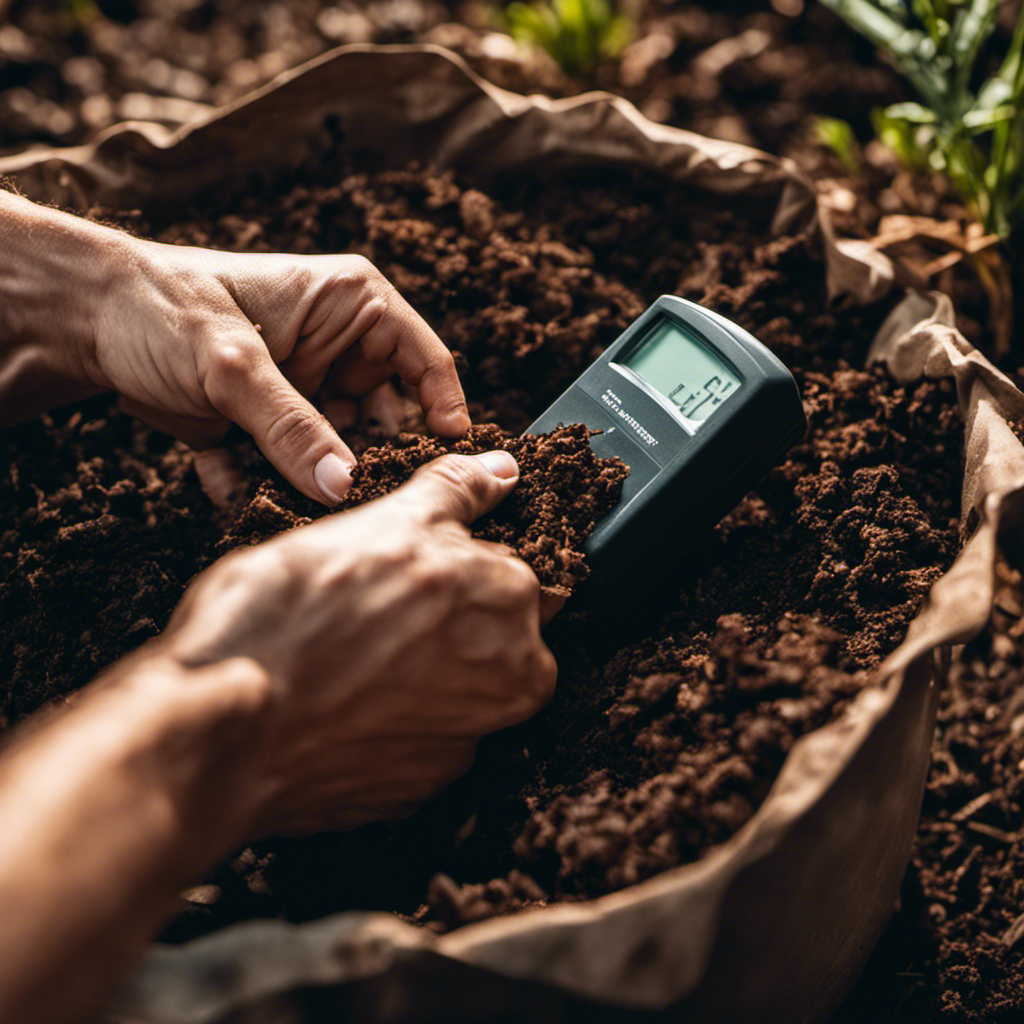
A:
[[3, 0, 1013, 367], [0, 415, 624, 726], [3, 3, 1023, 1021], [917, 585, 1024, 1024], [7, 0, 1013, 363], [828, 561, 1024, 1024], [1, 161, 967, 1018], [225, 422, 630, 599]]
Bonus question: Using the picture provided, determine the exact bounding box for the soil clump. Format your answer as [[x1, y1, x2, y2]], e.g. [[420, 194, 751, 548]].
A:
[[225, 422, 630, 598]]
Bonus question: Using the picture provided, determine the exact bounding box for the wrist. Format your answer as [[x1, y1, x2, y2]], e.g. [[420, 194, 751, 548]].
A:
[[0, 650, 274, 1024], [91, 650, 277, 866], [0, 192, 135, 422]]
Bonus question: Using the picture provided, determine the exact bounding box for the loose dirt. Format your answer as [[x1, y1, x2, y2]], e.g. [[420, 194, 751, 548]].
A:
[[0, 163, 970, 1013]]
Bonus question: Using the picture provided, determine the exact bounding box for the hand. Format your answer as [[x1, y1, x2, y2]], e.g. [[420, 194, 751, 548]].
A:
[[0, 191, 469, 505], [97, 241, 469, 504], [158, 450, 556, 836]]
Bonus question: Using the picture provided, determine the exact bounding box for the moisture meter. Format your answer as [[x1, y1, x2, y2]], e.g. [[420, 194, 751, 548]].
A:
[[526, 295, 806, 596]]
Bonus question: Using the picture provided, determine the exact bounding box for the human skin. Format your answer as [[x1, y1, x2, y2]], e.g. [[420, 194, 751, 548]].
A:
[[0, 188, 471, 502], [0, 193, 557, 1023]]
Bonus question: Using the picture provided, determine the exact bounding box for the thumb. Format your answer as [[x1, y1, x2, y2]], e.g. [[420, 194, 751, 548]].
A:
[[203, 328, 357, 505], [394, 451, 520, 526]]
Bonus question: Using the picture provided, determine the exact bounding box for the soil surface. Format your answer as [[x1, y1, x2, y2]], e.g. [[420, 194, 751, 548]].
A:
[[226, 422, 630, 599], [0, 162, 968, 1020], [3, 3, 1024, 1021], [832, 564, 1024, 1024]]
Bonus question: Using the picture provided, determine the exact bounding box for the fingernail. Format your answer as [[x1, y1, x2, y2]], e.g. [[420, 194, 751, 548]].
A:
[[446, 408, 472, 435], [475, 450, 518, 480], [314, 453, 354, 504]]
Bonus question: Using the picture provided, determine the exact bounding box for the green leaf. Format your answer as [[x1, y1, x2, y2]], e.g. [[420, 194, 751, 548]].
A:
[[975, 76, 1013, 110], [882, 101, 938, 123], [962, 105, 1015, 132], [951, 0, 1000, 69], [819, 0, 951, 109], [827, 0, 1024, 239], [991, 0, 1024, 101], [812, 115, 864, 175], [872, 104, 935, 171], [821, 0, 920, 50], [501, 0, 633, 78], [874, 0, 911, 22]]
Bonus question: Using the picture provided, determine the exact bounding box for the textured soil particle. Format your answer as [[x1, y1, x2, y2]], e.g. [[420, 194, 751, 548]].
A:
[[223, 423, 629, 598], [0, 165, 965, 993]]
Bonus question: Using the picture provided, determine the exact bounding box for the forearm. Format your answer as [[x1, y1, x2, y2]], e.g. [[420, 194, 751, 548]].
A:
[[0, 191, 124, 423], [0, 653, 271, 1024]]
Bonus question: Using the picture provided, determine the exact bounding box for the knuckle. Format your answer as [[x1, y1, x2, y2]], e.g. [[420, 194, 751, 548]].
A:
[[533, 646, 558, 702], [517, 647, 557, 706], [408, 545, 457, 593], [358, 296, 393, 359], [264, 405, 325, 453], [282, 260, 318, 296], [496, 645, 557, 726], [207, 337, 260, 382], [211, 541, 297, 597], [474, 551, 538, 609], [330, 255, 390, 305], [307, 542, 357, 591], [506, 557, 540, 598], [340, 253, 378, 284], [204, 546, 253, 589], [427, 454, 487, 496], [430, 346, 458, 376]]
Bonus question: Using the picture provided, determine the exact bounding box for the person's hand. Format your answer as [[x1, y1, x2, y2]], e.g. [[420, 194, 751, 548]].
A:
[[156, 450, 556, 836], [95, 239, 469, 505], [0, 191, 468, 505]]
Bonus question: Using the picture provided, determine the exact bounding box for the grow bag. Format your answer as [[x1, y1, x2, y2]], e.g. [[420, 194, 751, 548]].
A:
[[3, 44, 1023, 1024]]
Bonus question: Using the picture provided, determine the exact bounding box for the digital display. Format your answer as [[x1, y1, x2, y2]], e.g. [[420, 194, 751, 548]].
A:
[[617, 318, 741, 422]]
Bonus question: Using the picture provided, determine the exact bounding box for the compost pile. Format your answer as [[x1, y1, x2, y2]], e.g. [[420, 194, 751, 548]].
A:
[[0, 165, 966, 985]]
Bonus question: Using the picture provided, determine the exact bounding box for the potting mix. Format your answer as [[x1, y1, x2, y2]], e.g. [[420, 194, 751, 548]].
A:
[[0, 157, 973, 994]]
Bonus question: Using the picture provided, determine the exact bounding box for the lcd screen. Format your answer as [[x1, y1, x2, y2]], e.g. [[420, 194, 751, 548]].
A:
[[617, 318, 741, 422]]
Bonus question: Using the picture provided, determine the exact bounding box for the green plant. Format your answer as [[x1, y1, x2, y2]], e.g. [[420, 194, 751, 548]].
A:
[[60, 0, 100, 25], [813, 114, 865, 175], [502, 0, 634, 79], [819, 0, 1024, 239]]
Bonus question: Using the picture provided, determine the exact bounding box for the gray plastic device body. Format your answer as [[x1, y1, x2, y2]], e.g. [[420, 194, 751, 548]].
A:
[[525, 294, 806, 598]]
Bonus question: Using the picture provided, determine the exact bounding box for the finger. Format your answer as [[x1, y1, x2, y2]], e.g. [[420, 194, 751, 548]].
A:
[[193, 448, 246, 508], [490, 641, 558, 731], [357, 288, 470, 437], [539, 587, 568, 626], [202, 324, 358, 505], [392, 451, 519, 526]]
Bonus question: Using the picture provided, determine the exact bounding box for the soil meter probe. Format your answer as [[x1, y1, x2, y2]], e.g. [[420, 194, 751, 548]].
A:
[[526, 295, 806, 598]]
